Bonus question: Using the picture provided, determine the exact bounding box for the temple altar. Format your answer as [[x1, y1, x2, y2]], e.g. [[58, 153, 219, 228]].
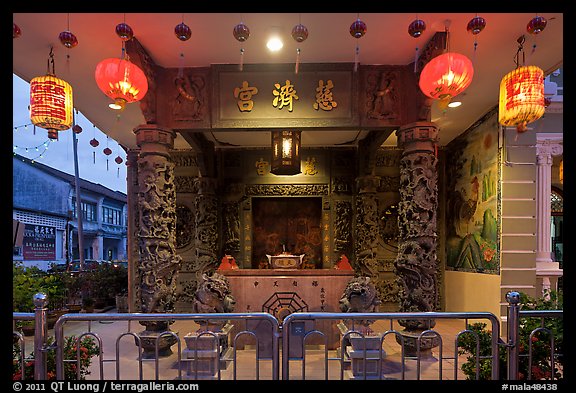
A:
[[220, 269, 355, 356]]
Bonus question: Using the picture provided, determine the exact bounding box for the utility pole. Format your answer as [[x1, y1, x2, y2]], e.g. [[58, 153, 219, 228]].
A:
[[72, 125, 85, 272]]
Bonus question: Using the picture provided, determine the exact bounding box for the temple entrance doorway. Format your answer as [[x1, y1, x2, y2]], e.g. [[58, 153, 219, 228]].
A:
[[251, 197, 322, 269]]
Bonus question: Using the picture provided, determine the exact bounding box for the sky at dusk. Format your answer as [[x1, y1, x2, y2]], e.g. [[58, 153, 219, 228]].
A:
[[12, 74, 128, 194]]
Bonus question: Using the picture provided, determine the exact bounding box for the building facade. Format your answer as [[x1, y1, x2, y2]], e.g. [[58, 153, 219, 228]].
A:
[[12, 154, 128, 270]]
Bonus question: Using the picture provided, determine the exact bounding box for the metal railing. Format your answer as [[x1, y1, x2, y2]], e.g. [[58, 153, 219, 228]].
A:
[[281, 311, 500, 380], [12, 291, 562, 381]]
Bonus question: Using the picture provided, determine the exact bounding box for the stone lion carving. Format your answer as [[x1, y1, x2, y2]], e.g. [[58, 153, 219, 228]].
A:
[[192, 272, 236, 315], [339, 276, 381, 331], [339, 276, 381, 314]]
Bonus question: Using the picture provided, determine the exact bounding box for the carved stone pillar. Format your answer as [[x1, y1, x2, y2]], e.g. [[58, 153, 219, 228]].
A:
[[354, 175, 381, 278], [535, 135, 563, 296], [125, 150, 139, 313], [194, 177, 219, 279], [133, 124, 182, 358], [395, 122, 439, 355], [221, 183, 243, 257]]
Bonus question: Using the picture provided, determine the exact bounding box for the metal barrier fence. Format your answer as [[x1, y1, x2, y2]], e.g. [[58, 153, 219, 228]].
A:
[[281, 311, 501, 380], [12, 291, 562, 381]]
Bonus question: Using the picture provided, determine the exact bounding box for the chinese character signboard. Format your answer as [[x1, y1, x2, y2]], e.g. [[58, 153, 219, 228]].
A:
[[212, 63, 358, 129], [23, 224, 56, 261]]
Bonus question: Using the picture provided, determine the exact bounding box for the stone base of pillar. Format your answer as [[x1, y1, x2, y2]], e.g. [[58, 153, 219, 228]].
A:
[[395, 329, 441, 359], [137, 321, 178, 359]]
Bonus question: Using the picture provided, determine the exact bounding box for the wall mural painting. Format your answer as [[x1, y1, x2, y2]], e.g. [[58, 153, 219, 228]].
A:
[[252, 197, 322, 269], [445, 123, 499, 274]]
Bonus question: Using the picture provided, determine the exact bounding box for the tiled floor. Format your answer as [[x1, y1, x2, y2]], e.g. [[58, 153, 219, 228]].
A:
[[19, 311, 480, 381]]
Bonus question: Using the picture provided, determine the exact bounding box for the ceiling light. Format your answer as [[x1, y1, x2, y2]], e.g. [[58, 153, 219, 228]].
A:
[[267, 36, 283, 52], [448, 101, 462, 108]]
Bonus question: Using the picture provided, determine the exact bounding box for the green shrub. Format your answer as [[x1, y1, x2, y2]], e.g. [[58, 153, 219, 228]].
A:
[[458, 290, 563, 380]]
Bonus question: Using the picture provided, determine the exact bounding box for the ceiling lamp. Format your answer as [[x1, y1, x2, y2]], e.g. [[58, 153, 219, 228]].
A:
[[498, 35, 545, 133], [29, 47, 73, 140], [271, 130, 301, 175], [94, 21, 148, 111], [418, 21, 474, 110]]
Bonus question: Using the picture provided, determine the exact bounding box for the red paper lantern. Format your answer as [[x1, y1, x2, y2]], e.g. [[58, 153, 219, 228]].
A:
[[103, 147, 112, 156], [94, 58, 148, 110], [72, 125, 82, 134], [89, 138, 100, 147], [419, 52, 474, 110], [115, 156, 123, 165], [29, 74, 74, 140], [498, 65, 545, 133]]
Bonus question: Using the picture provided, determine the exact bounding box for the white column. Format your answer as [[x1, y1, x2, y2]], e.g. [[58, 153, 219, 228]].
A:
[[535, 136, 563, 264], [535, 134, 563, 297]]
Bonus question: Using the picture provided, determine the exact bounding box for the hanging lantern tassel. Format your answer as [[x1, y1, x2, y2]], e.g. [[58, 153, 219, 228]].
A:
[[467, 15, 486, 67], [408, 18, 426, 73], [354, 44, 360, 72], [291, 23, 308, 74], [295, 48, 301, 74], [349, 18, 367, 73], [233, 22, 250, 72]]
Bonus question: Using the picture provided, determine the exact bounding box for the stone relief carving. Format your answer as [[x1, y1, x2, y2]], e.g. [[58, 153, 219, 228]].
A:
[[332, 177, 354, 194], [193, 177, 219, 278], [366, 70, 399, 121], [334, 201, 352, 253], [245, 184, 329, 196], [375, 149, 401, 167], [174, 176, 196, 193], [395, 150, 438, 329], [378, 176, 400, 192], [126, 39, 157, 124], [222, 201, 241, 254], [397, 153, 438, 238], [354, 192, 380, 278], [175, 204, 193, 250], [173, 73, 206, 121], [171, 152, 198, 168], [136, 156, 182, 314], [379, 277, 400, 303]]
